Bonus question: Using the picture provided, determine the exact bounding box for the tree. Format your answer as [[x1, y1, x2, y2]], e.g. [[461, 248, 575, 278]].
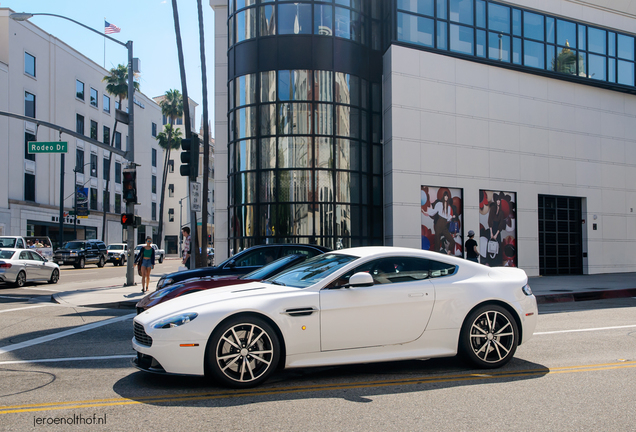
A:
[[100, 64, 139, 242], [197, 0, 211, 263]]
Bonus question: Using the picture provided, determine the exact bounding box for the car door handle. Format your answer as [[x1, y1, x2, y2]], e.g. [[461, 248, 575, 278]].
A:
[[408, 293, 425, 297]]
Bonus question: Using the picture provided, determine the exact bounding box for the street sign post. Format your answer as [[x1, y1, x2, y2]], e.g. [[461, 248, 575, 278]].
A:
[[190, 182, 202, 212], [27, 141, 68, 153]]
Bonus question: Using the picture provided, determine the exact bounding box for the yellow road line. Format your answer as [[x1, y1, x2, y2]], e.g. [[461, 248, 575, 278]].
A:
[[1, 361, 634, 415]]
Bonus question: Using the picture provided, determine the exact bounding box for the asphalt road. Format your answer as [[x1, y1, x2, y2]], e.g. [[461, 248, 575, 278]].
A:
[[0, 290, 634, 431]]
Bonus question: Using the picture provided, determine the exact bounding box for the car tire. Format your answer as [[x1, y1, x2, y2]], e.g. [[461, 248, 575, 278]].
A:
[[460, 304, 518, 369], [97, 256, 105, 268], [48, 269, 59, 284], [14, 271, 26, 288], [78, 258, 85, 269], [158, 255, 164, 264], [206, 316, 280, 388]]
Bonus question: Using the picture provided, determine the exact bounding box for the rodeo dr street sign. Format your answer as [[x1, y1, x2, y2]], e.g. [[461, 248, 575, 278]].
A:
[[28, 141, 68, 153]]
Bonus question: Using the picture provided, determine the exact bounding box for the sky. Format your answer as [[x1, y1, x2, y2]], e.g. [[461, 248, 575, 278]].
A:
[[3, 0, 216, 135]]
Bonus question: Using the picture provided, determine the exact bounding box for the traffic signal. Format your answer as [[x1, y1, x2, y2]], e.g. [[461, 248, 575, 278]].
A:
[[179, 134, 199, 180], [121, 213, 134, 225], [122, 169, 137, 203]]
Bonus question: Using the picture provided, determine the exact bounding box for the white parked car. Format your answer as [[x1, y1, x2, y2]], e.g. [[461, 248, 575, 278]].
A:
[[107, 243, 128, 266], [132, 247, 537, 388], [0, 248, 60, 287]]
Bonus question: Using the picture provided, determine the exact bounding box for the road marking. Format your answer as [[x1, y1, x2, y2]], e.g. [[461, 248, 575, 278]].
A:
[[0, 354, 134, 365], [0, 304, 51, 314], [0, 361, 634, 414], [0, 313, 135, 355], [534, 324, 636, 335], [15, 287, 61, 292]]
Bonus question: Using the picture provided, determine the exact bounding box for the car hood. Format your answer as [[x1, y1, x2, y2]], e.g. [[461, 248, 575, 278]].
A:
[[135, 282, 297, 324], [137, 277, 251, 309]]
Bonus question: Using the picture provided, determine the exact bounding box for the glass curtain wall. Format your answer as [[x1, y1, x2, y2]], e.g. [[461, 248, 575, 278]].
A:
[[227, 0, 384, 252], [396, 0, 636, 88]]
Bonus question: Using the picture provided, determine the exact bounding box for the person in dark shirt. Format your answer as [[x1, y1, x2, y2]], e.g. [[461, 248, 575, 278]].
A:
[[465, 230, 479, 263]]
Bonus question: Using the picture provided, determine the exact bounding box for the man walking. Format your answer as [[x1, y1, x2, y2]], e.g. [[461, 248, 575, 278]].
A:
[[465, 230, 479, 263], [182, 227, 191, 269]]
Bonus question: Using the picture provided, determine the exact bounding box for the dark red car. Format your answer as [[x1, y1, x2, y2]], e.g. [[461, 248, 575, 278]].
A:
[[136, 254, 313, 313]]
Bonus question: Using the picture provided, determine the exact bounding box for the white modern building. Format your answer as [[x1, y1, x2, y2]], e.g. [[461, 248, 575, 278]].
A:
[[210, 0, 636, 276], [0, 8, 163, 248]]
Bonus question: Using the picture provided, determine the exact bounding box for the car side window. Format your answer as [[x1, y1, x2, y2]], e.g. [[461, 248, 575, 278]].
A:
[[29, 251, 44, 261], [17, 239, 24, 248], [282, 247, 321, 258], [20, 251, 30, 260], [326, 257, 434, 289], [428, 259, 456, 278], [232, 248, 279, 267]]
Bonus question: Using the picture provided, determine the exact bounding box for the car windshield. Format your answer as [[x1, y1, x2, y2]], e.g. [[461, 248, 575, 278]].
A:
[[109, 245, 124, 250], [0, 250, 15, 259], [241, 255, 306, 280], [0, 238, 16, 248], [267, 253, 359, 288], [135, 245, 143, 251], [63, 241, 85, 250]]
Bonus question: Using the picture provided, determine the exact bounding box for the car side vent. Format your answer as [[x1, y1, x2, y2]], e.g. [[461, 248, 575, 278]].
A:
[[284, 307, 317, 317], [231, 287, 266, 293]]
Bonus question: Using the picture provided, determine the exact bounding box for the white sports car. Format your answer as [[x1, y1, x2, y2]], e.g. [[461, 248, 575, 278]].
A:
[[133, 247, 537, 388]]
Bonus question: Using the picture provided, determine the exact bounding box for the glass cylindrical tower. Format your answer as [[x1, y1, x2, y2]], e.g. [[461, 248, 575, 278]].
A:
[[227, 0, 385, 251]]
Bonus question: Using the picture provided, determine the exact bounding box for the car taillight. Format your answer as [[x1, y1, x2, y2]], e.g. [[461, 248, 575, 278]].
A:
[[0, 263, 12, 268]]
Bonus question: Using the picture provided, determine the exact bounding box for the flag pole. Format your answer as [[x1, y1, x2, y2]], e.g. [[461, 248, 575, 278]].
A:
[[103, 18, 106, 68]]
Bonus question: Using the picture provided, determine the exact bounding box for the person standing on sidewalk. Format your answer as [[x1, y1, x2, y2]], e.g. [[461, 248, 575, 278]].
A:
[[135, 236, 155, 292], [465, 230, 479, 263], [182, 227, 191, 269]]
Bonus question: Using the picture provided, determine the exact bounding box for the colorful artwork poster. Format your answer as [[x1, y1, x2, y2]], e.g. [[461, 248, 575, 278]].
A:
[[421, 186, 463, 257], [479, 190, 517, 267]]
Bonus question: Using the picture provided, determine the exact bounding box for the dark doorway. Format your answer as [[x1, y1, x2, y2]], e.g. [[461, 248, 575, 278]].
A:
[[538, 195, 583, 275]]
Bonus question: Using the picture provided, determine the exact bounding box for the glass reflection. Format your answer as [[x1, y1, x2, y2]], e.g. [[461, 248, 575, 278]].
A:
[[236, 107, 257, 139], [336, 205, 352, 236], [316, 170, 334, 203], [260, 104, 277, 136], [237, 139, 257, 172], [275, 203, 312, 236], [336, 139, 360, 171], [234, 172, 256, 204], [398, 0, 434, 17], [260, 138, 276, 169], [524, 40, 545, 69], [450, 24, 474, 55], [260, 5, 276, 36], [278, 70, 312, 101], [524, 11, 543, 41], [315, 137, 333, 169], [260, 170, 276, 201], [398, 13, 434, 48], [588, 28, 606, 55], [261, 71, 276, 102], [588, 54, 606, 80], [450, 0, 473, 26], [278, 170, 312, 202], [557, 19, 576, 48], [315, 4, 333, 35], [278, 136, 312, 168], [314, 71, 333, 101], [279, 3, 312, 34], [337, 172, 360, 203], [278, 103, 312, 135], [236, 74, 256, 107], [236, 9, 256, 43], [335, 7, 351, 39], [314, 103, 334, 136], [488, 3, 509, 34]]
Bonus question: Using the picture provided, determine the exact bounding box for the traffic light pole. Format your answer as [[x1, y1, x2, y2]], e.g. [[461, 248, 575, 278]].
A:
[[124, 41, 136, 287]]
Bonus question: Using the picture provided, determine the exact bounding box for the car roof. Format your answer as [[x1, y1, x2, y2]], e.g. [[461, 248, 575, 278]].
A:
[[329, 246, 468, 265]]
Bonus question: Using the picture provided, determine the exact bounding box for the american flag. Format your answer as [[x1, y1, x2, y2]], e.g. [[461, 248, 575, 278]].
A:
[[104, 20, 121, 34]]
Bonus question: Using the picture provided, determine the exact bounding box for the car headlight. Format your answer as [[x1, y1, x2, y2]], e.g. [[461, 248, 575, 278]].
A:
[[153, 313, 198, 329], [156, 277, 172, 289], [522, 284, 533, 296]]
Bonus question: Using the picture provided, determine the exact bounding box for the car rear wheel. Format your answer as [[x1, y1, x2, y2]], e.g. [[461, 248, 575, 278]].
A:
[[14, 271, 26, 288], [158, 255, 163, 264], [48, 269, 59, 284], [460, 304, 518, 369], [206, 316, 280, 388], [97, 256, 105, 268]]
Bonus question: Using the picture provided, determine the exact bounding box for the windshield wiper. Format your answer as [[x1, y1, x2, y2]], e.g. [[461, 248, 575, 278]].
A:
[[269, 280, 286, 286]]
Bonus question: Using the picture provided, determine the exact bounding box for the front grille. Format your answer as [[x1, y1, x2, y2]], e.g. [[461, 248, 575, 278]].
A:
[[134, 321, 153, 347]]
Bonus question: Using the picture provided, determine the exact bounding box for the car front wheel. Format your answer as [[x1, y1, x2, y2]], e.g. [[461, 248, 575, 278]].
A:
[[460, 304, 518, 369], [206, 316, 280, 388], [158, 255, 163, 264], [74, 258, 85, 269], [48, 269, 59, 284]]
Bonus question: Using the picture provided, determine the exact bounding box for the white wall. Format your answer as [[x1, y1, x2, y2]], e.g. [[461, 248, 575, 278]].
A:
[[384, 45, 636, 276]]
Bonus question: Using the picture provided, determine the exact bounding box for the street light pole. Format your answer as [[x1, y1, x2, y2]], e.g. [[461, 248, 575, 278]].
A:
[[10, 12, 138, 287]]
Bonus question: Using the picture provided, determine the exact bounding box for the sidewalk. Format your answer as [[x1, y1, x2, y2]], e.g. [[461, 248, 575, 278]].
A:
[[51, 270, 636, 309]]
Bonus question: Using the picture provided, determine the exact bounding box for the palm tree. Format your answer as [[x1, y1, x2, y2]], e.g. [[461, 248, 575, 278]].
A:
[[100, 64, 139, 241], [156, 89, 184, 249], [197, 0, 211, 263]]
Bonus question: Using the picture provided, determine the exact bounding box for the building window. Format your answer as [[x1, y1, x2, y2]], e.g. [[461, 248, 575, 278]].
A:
[[103, 190, 110, 213], [103, 95, 110, 113], [25, 92, 35, 118], [115, 193, 122, 213], [24, 173, 35, 202], [168, 184, 174, 197], [90, 88, 98, 107], [76, 149, 84, 173], [176, 117, 183, 125], [76, 114, 84, 135], [115, 162, 122, 183], [152, 175, 157, 194], [90, 120, 98, 140], [169, 208, 174, 222], [151, 202, 157, 221], [76, 80, 85, 100], [90, 188, 98, 210], [25, 132, 36, 161], [168, 160, 174, 173], [152, 148, 157, 167], [152, 122, 157, 137], [25, 52, 36, 77], [162, 115, 168, 125], [103, 126, 110, 145], [103, 158, 110, 181], [114, 131, 121, 150], [90, 153, 98, 178]]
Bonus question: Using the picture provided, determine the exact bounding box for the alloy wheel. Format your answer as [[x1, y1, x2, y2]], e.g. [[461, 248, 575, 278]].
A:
[[467, 309, 516, 365]]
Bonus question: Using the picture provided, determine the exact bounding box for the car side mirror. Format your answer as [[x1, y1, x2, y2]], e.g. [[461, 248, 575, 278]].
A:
[[344, 272, 374, 288]]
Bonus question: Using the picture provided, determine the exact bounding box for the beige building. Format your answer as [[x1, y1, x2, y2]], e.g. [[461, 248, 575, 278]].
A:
[[0, 8, 163, 247]]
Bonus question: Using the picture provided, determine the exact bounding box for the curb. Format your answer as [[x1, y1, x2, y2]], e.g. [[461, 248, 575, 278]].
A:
[[536, 288, 636, 304]]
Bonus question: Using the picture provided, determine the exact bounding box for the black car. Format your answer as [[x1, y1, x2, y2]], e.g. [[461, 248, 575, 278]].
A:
[[156, 243, 331, 289], [53, 240, 108, 269]]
